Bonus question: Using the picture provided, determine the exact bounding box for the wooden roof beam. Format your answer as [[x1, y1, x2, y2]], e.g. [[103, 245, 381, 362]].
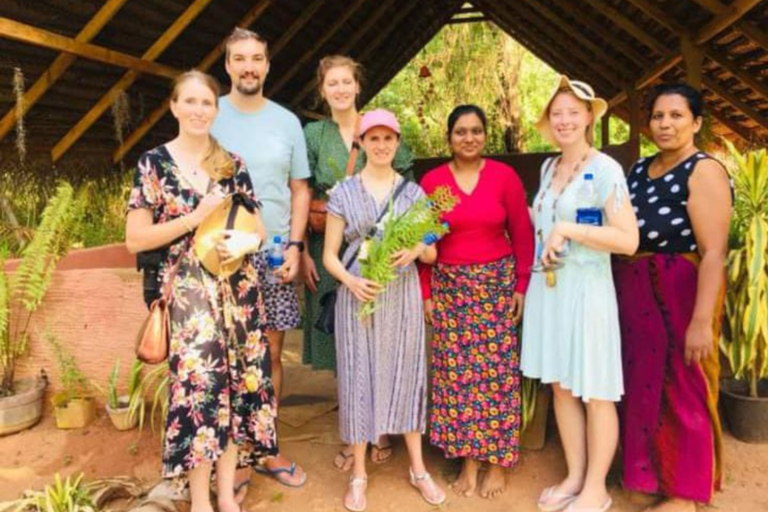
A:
[[708, 104, 766, 144], [705, 46, 768, 102], [517, 0, 635, 82], [550, 0, 649, 65], [52, 0, 215, 162], [447, 16, 488, 24], [579, 0, 669, 56], [0, 17, 178, 79], [477, 0, 616, 94], [113, 0, 273, 163], [268, 0, 371, 97], [694, 0, 762, 44], [289, 0, 408, 107], [702, 76, 768, 132], [494, 0, 626, 88], [689, 0, 768, 50], [269, 0, 328, 57], [479, 6, 578, 78], [609, 0, 761, 104], [627, 0, 761, 45], [0, 0, 128, 143], [364, 1, 463, 102]]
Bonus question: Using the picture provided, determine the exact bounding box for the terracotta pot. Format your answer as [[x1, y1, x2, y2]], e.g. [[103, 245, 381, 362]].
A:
[[106, 396, 141, 431], [721, 378, 768, 444], [54, 397, 96, 429], [0, 376, 48, 436], [521, 385, 551, 450]]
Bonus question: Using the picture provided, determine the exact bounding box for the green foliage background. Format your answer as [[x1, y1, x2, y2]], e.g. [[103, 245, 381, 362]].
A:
[[367, 22, 646, 157]]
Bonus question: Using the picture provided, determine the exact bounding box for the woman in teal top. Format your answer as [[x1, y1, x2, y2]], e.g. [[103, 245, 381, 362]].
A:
[[302, 55, 413, 470]]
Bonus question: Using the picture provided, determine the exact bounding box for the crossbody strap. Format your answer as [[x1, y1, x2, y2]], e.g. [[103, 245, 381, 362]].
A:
[[343, 178, 409, 271], [344, 115, 363, 176]]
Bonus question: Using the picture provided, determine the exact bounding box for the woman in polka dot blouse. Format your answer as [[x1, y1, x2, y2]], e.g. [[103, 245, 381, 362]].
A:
[[613, 83, 732, 511]]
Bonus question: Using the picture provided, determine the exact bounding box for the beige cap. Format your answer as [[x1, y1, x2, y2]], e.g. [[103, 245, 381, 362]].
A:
[[535, 75, 608, 144]]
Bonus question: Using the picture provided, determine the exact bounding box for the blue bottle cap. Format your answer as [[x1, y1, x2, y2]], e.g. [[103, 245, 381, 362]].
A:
[[273, 235, 282, 243], [584, 173, 594, 180]]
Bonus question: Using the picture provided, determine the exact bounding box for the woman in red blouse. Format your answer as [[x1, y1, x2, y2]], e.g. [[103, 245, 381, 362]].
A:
[[420, 105, 534, 499]]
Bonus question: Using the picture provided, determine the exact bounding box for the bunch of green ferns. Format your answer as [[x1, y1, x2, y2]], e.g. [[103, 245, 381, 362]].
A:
[[359, 185, 458, 317]]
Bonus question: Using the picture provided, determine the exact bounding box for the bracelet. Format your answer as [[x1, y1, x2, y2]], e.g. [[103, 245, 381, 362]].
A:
[[422, 232, 439, 246], [180, 215, 193, 233]]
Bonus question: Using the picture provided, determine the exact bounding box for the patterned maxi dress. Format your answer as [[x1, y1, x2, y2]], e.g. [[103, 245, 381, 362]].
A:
[[128, 145, 278, 479], [302, 119, 413, 371], [325, 176, 427, 443]]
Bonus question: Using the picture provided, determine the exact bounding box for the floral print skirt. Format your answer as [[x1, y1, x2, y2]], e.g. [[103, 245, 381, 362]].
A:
[[429, 256, 521, 467], [163, 249, 278, 478]]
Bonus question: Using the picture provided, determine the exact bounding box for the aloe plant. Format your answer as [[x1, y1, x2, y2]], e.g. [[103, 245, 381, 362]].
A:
[[1, 182, 81, 397], [105, 358, 145, 428], [11, 472, 95, 512], [720, 141, 768, 398]]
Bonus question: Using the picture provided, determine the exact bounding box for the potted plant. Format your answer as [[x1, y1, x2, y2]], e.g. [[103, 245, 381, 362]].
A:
[[48, 332, 96, 429], [104, 358, 144, 431], [10, 472, 96, 512], [0, 182, 80, 435], [720, 141, 768, 443]]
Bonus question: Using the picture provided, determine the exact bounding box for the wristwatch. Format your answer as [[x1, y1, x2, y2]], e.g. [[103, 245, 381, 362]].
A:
[[287, 240, 305, 253]]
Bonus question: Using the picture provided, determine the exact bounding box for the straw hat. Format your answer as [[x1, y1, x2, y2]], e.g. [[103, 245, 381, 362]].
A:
[[535, 75, 608, 144]]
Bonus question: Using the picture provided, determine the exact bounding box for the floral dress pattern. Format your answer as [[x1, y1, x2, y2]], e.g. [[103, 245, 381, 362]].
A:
[[429, 257, 522, 467], [128, 145, 278, 479]]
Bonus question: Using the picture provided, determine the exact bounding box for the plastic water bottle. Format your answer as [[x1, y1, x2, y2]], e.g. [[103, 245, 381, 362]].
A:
[[266, 236, 284, 284], [576, 173, 603, 226]]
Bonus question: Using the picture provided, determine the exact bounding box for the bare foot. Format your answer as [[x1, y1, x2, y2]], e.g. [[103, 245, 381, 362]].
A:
[[450, 458, 480, 497], [190, 503, 215, 512], [217, 496, 240, 512], [479, 464, 506, 499], [642, 498, 697, 512]]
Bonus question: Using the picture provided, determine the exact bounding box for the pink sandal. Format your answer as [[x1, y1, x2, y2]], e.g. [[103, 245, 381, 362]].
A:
[[409, 469, 446, 506], [344, 477, 367, 512]]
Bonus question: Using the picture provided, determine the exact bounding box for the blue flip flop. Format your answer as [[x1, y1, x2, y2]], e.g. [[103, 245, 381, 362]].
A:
[[254, 462, 307, 488]]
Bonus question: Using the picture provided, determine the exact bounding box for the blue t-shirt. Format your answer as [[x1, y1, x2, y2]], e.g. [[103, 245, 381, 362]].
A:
[[211, 97, 310, 242]]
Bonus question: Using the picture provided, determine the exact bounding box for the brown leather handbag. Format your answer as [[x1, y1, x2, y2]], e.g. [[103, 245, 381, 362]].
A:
[[135, 243, 187, 364], [308, 117, 361, 234]]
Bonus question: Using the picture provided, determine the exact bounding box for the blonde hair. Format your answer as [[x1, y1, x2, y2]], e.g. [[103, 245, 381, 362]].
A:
[[171, 70, 235, 180], [226, 27, 269, 61], [546, 88, 596, 146], [316, 55, 364, 104]]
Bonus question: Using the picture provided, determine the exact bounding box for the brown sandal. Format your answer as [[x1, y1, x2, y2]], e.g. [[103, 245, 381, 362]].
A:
[[369, 442, 393, 465], [334, 449, 354, 471]]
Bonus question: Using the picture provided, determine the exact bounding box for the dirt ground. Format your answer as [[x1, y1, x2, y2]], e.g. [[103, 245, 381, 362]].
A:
[[2, 330, 767, 511]]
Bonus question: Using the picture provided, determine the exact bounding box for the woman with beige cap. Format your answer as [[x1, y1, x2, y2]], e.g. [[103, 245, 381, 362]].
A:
[[521, 76, 638, 512]]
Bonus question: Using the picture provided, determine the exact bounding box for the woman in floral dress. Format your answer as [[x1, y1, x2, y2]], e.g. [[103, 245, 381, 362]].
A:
[[126, 70, 276, 512]]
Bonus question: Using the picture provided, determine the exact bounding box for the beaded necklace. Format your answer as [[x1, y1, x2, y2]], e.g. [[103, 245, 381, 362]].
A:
[[534, 149, 591, 245]]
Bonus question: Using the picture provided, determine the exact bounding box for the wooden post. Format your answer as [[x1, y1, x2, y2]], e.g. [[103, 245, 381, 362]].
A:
[[681, 34, 703, 89], [601, 111, 610, 147], [628, 89, 641, 162]]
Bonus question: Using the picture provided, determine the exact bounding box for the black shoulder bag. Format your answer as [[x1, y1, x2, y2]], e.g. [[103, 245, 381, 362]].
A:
[[315, 179, 409, 334]]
